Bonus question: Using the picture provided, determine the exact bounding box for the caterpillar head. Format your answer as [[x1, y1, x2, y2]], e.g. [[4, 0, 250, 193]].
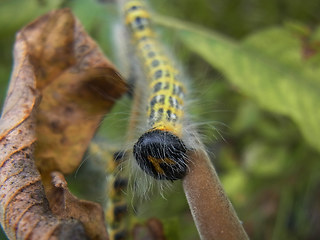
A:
[[133, 129, 188, 180]]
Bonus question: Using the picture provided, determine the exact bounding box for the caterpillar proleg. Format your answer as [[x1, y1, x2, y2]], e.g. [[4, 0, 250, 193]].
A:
[[122, 0, 190, 181]]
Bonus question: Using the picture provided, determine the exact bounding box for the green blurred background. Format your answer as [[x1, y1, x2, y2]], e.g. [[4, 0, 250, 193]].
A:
[[1, 0, 320, 239]]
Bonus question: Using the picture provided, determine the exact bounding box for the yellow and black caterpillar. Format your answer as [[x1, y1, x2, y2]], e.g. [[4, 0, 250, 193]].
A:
[[89, 143, 128, 240], [122, 0, 189, 180], [105, 151, 128, 240]]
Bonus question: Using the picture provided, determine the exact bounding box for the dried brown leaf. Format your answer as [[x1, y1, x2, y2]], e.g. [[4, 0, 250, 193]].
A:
[[47, 172, 108, 240], [0, 26, 88, 240], [0, 8, 127, 239], [26, 9, 127, 176]]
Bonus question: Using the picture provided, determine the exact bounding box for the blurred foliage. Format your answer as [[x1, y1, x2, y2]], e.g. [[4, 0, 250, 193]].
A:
[[159, 18, 320, 152], [1, 0, 320, 239]]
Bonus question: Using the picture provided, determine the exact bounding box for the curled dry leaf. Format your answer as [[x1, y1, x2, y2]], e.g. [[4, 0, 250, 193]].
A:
[[26, 9, 127, 176], [47, 172, 108, 240], [0, 20, 88, 240], [0, 8, 127, 240]]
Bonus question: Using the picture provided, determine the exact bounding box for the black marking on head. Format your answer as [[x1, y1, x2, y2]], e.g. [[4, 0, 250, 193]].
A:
[[133, 130, 188, 180]]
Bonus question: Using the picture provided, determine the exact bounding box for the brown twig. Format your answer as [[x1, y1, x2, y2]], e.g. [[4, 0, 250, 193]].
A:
[[183, 148, 249, 240]]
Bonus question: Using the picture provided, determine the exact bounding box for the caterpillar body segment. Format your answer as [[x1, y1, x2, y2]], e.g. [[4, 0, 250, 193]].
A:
[[122, 0, 189, 180]]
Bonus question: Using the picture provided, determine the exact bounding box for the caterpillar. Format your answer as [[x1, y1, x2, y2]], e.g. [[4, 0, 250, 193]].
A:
[[122, 0, 189, 181], [105, 151, 128, 240], [89, 143, 128, 240]]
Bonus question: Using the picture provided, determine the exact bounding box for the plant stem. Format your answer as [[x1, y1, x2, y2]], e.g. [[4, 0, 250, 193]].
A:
[[183, 149, 249, 240]]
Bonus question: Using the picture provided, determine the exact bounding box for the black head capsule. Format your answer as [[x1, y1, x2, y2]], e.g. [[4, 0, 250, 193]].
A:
[[133, 130, 188, 180]]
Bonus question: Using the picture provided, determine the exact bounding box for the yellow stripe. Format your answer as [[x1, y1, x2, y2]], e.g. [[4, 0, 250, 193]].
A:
[[147, 156, 176, 174]]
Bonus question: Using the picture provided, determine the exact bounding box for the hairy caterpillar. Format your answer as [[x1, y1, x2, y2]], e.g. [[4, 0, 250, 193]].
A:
[[122, 0, 189, 181], [89, 143, 128, 240], [105, 151, 128, 240]]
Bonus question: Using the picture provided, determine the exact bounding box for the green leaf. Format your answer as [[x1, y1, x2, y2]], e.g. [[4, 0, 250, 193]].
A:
[[154, 15, 320, 153]]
